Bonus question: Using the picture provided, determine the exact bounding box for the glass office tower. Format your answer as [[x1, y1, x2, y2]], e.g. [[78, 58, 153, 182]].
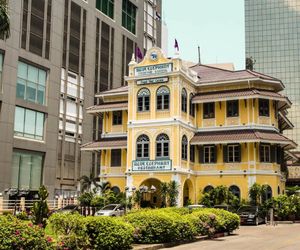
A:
[[245, 0, 300, 147]]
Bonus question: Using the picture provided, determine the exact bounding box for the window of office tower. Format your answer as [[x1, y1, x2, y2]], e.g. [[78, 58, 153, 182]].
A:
[[96, 0, 114, 19], [21, 0, 52, 59], [62, 0, 86, 75], [16, 61, 47, 105], [144, 0, 157, 50], [11, 150, 43, 190], [122, 0, 136, 34], [14, 106, 45, 140]]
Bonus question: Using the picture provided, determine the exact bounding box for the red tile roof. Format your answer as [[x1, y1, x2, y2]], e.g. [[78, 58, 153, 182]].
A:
[[95, 86, 129, 97], [190, 129, 296, 149], [81, 137, 127, 151]]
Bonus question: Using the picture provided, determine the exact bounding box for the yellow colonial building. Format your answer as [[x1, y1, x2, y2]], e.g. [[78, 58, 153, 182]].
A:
[[81, 47, 296, 206]]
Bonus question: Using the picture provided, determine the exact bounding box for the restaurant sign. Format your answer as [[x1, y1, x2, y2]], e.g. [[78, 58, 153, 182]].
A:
[[134, 63, 173, 77], [132, 160, 172, 171], [137, 77, 169, 85]]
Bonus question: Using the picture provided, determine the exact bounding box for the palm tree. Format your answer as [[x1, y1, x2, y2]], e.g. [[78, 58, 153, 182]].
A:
[[160, 182, 169, 207], [168, 180, 179, 207], [0, 0, 10, 40], [98, 181, 111, 193], [79, 172, 100, 192]]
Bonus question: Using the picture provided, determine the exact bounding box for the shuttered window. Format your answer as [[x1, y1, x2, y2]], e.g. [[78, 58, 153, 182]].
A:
[[224, 144, 241, 163]]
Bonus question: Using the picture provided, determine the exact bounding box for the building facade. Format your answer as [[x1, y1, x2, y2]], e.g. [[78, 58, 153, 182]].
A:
[[0, 0, 162, 199], [82, 47, 295, 206], [245, 0, 300, 147]]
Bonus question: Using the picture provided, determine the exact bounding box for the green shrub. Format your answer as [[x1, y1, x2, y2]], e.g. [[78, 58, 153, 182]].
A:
[[205, 208, 240, 233], [48, 213, 88, 249], [192, 210, 219, 237], [161, 207, 190, 215], [0, 215, 53, 250], [84, 216, 134, 250], [124, 209, 196, 243]]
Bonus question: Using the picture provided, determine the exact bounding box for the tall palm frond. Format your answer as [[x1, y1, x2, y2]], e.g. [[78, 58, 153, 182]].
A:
[[79, 171, 100, 192], [0, 0, 10, 40]]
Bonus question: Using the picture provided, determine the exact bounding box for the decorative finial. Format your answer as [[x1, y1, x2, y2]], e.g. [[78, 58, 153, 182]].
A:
[[129, 53, 137, 66]]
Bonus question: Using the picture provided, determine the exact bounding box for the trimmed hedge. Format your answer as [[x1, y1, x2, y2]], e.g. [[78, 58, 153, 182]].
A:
[[48, 213, 133, 250], [0, 215, 53, 250]]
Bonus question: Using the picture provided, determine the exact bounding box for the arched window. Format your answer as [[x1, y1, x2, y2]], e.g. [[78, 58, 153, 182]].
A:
[[156, 133, 169, 158], [229, 185, 241, 200], [262, 185, 272, 202], [203, 185, 214, 193], [181, 135, 188, 160], [189, 94, 195, 117], [181, 88, 187, 112], [278, 186, 280, 195], [111, 186, 121, 194], [137, 88, 150, 112], [156, 86, 170, 110], [136, 135, 150, 159]]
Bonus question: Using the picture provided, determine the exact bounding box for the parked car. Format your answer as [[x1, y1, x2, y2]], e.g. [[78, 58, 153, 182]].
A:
[[237, 206, 265, 225], [50, 204, 80, 215], [94, 204, 125, 217]]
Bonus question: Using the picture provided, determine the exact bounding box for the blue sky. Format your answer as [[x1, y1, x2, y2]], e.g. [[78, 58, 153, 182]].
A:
[[163, 0, 245, 70]]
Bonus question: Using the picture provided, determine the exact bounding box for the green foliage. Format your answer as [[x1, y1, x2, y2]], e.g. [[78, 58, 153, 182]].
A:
[[0, 215, 53, 249], [79, 172, 101, 192], [286, 186, 300, 196], [160, 182, 169, 208], [272, 194, 300, 220], [206, 208, 240, 233], [0, 0, 10, 40], [200, 185, 240, 209], [249, 183, 263, 205], [48, 213, 133, 249], [78, 192, 94, 206], [168, 180, 179, 207], [48, 213, 88, 249], [84, 217, 134, 250], [32, 185, 49, 228]]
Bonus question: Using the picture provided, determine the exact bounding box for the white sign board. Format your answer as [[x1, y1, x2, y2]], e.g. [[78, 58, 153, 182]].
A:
[[134, 63, 173, 77], [136, 77, 169, 85], [132, 160, 172, 171]]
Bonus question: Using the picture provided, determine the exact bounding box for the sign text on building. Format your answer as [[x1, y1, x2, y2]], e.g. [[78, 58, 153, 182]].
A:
[[136, 77, 169, 85], [132, 160, 172, 171], [134, 63, 173, 77]]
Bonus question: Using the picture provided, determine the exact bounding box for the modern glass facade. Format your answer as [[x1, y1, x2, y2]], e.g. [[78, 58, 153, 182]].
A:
[[245, 0, 300, 146]]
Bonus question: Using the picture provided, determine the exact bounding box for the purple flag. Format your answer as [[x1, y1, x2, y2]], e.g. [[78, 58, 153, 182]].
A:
[[135, 46, 143, 60], [174, 39, 179, 51]]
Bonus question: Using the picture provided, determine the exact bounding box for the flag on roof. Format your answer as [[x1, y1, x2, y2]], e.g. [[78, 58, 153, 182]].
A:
[[174, 39, 179, 51], [135, 46, 143, 60]]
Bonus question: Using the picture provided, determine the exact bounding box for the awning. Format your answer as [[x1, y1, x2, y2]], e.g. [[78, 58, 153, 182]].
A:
[[81, 137, 127, 151], [86, 102, 128, 115], [192, 88, 291, 110], [190, 129, 296, 149]]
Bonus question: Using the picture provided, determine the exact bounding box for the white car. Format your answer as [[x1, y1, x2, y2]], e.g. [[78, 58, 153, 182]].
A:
[[94, 204, 125, 217]]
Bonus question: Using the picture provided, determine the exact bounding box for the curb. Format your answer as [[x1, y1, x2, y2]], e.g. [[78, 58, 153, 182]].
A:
[[132, 232, 229, 250]]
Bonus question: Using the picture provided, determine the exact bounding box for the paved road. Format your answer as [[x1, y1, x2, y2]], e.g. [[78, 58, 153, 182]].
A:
[[162, 224, 300, 250]]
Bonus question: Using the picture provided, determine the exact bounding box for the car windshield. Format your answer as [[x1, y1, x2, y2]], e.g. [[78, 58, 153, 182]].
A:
[[101, 205, 117, 210], [238, 206, 256, 213]]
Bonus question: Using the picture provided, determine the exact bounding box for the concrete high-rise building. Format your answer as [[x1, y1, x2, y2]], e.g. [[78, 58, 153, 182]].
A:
[[0, 0, 162, 199], [245, 0, 299, 146]]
